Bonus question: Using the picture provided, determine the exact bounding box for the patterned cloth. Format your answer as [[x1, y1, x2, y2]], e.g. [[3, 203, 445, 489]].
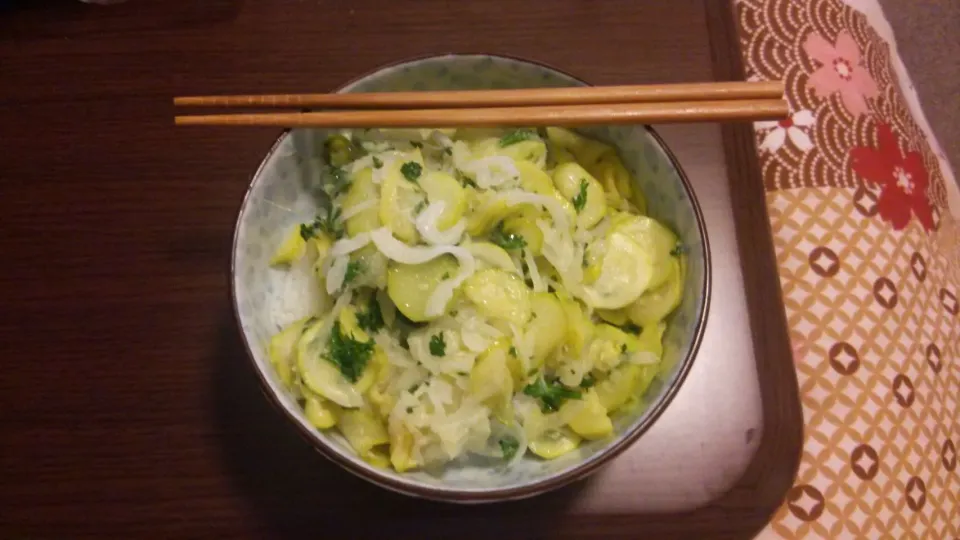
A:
[[736, 0, 959, 537]]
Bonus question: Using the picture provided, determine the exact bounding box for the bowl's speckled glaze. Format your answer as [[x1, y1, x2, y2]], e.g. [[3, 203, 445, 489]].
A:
[[231, 54, 711, 503]]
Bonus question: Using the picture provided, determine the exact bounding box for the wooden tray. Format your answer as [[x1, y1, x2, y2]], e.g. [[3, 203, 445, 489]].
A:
[[0, 1, 803, 538]]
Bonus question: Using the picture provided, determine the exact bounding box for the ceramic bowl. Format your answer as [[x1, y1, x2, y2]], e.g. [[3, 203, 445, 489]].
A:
[[231, 54, 711, 503]]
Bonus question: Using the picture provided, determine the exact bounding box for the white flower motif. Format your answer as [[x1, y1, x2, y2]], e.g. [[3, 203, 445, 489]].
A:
[[755, 110, 816, 153]]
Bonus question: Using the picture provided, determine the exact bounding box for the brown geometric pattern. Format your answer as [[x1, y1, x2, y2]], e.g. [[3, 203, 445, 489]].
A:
[[736, 0, 950, 212], [763, 187, 959, 538]]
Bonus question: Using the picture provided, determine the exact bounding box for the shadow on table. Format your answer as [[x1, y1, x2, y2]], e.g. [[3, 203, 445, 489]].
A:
[[0, 0, 243, 41], [210, 312, 588, 540]]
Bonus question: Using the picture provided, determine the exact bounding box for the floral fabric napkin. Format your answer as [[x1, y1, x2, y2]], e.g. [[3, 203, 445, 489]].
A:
[[735, 0, 959, 537]]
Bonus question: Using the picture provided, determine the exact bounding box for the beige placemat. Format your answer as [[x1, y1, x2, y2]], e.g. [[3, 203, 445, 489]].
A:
[[735, 0, 959, 537]]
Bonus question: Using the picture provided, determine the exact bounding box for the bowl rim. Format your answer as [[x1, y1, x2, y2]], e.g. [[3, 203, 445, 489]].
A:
[[229, 52, 712, 503]]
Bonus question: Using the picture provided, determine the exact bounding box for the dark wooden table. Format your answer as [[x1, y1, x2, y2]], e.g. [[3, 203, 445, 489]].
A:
[[0, 1, 798, 538]]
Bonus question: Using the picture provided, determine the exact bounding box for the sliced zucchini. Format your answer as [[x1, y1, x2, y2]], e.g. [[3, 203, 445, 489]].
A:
[[551, 162, 607, 229], [561, 389, 613, 440], [580, 229, 653, 309], [502, 211, 544, 255], [465, 242, 519, 274], [270, 226, 307, 266], [386, 255, 460, 322], [528, 428, 581, 460], [379, 150, 426, 244], [304, 394, 339, 429], [462, 268, 532, 326], [339, 408, 390, 462], [545, 127, 614, 165], [612, 215, 678, 290], [469, 341, 514, 419], [343, 168, 380, 237], [419, 170, 466, 230], [296, 317, 365, 408], [527, 293, 567, 363], [626, 257, 683, 325], [267, 317, 310, 389]]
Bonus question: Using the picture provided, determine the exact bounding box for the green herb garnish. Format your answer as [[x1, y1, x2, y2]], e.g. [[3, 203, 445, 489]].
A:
[[670, 242, 688, 257], [441, 271, 451, 280], [343, 260, 364, 285], [401, 161, 422, 183], [299, 207, 344, 240], [622, 323, 641, 335], [499, 436, 520, 460], [372, 156, 383, 169], [499, 129, 538, 147], [429, 333, 446, 357], [324, 320, 375, 383], [579, 374, 596, 389], [356, 295, 384, 333], [509, 346, 518, 357], [490, 223, 527, 251], [572, 179, 588, 213], [322, 165, 351, 197], [522, 376, 582, 413]]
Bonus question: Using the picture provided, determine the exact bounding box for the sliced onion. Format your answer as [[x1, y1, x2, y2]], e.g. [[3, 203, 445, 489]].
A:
[[415, 201, 465, 245], [523, 248, 546, 293], [501, 190, 571, 232], [462, 156, 519, 189], [340, 199, 378, 221], [325, 255, 349, 295], [369, 228, 476, 318], [329, 232, 371, 258], [628, 351, 660, 365]]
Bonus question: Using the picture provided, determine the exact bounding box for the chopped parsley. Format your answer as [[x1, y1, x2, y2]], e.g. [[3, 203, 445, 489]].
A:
[[579, 373, 596, 388], [572, 179, 588, 213], [343, 260, 364, 285], [372, 156, 383, 169], [441, 271, 452, 280], [409, 383, 420, 393], [670, 242, 688, 257], [499, 129, 538, 147], [406, 407, 414, 414], [622, 323, 641, 335], [490, 223, 527, 251], [356, 295, 384, 333], [324, 320, 375, 383], [429, 333, 446, 357], [620, 343, 628, 354], [523, 376, 582, 413], [509, 346, 518, 357], [499, 436, 520, 460], [322, 165, 351, 197], [300, 207, 344, 240], [400, 161, 422, 183]]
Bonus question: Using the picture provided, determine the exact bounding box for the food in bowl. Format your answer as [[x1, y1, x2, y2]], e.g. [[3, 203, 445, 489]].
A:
[[265, 126, 685, 473]]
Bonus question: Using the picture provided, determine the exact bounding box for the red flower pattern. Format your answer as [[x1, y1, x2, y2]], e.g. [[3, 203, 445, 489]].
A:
[[850, 123, 934, 231]]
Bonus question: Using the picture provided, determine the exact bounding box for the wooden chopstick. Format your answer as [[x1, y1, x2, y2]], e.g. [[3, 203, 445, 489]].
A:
[[174, 98, 788, 128], [174, 81, 784, 109]]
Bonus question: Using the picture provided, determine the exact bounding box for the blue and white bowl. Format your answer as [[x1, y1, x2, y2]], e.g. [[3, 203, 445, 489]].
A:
[[231, 54, 711, 502]]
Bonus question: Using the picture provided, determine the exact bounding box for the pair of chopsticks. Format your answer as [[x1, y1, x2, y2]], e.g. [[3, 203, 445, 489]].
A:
[[173, 81, 787, 127]]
